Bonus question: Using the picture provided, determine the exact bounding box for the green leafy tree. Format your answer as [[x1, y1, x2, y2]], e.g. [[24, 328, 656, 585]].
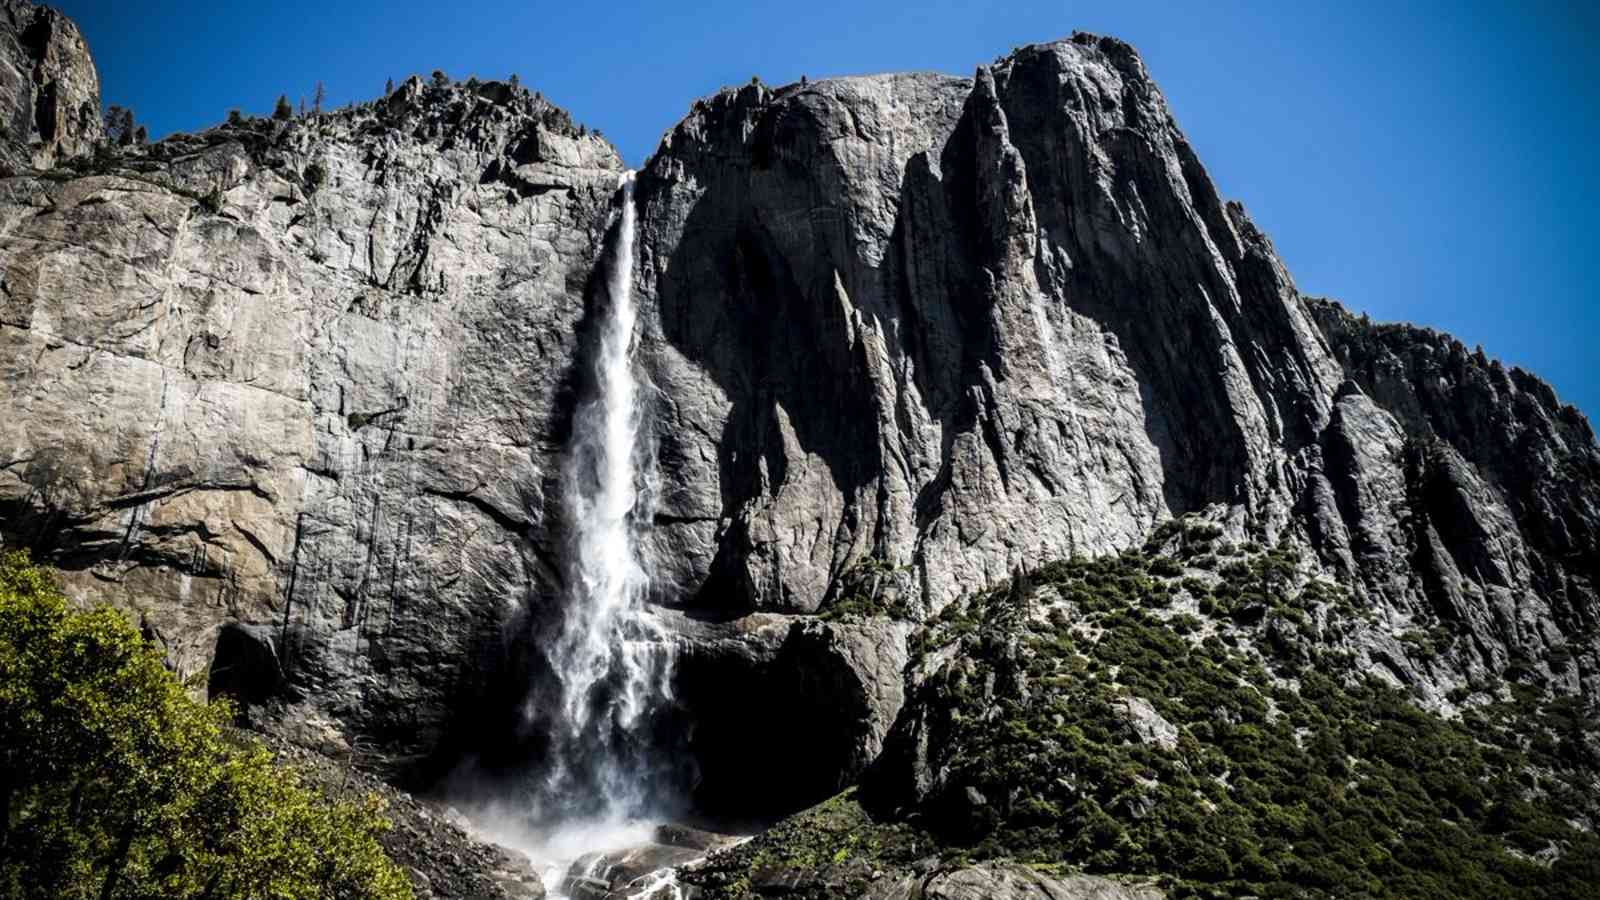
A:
[[0, 551, 411, 899], [273, 94, 293, 121]]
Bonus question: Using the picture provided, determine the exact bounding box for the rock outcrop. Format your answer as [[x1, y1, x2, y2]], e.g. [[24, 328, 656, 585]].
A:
[[0, 64, 625, 772], [0, 0, 1596, 829], [633, 40, 1345, 621], [1303, 298, 1599, 699], [892, 865, 1163, 900], [670, 609, 911, 817], [0, 0, 100, 168]]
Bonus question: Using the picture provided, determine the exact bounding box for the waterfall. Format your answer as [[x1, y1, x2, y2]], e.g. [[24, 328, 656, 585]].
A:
[[536, 169, 676, 825], [453, 171, 686, 900]]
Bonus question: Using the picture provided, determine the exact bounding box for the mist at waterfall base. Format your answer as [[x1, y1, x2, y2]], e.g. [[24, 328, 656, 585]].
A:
[[445, 172, 695, 893]]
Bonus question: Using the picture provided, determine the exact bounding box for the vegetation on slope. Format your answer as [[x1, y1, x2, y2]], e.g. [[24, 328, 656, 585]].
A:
[[689, 523, 1600, 899], [0, 551, 412, 900]]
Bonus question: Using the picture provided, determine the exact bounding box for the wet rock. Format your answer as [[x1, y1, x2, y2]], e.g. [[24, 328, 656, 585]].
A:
[[653, 823, 739, 853], [565, 844, 703, 898]]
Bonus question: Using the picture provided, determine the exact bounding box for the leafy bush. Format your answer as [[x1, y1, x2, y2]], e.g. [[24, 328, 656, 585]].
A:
[[0, 551, 411, 899]]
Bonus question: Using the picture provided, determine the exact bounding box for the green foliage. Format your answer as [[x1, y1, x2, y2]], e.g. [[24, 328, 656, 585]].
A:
[[0, 552, 411, 900], [897, 546, 1600, 899], [820, 557, 912, 621], [273, 94, 293, 121]]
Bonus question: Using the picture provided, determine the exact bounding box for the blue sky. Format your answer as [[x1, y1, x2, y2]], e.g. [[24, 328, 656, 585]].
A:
[[53, 0, 1598, 418]]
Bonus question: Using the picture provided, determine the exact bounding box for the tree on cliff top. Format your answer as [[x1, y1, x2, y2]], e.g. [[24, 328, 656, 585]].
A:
[[0, 551, 411, 899], [103, 106, 136, 146]]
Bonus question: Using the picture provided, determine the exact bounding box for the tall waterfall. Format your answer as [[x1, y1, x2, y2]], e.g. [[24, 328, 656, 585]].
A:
[[536, 169, 676, 826], [452, 171, 686, 900]]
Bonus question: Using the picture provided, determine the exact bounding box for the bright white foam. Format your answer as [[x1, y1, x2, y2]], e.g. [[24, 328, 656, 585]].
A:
[[461, 807, 659, 899]]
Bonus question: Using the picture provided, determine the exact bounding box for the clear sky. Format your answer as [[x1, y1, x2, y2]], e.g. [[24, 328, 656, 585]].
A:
[[51, 0, 1599, 419]]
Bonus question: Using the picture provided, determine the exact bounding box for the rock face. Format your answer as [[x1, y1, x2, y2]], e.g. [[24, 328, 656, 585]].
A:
[[0, 0, 100, 168], [1303, 299, 1600, 698], [633, 40, 1344, 620], [631, 35, 1597, 729], [670, 609, 911, 817], [888, 864, 1163, 900], [0, 0, 1597, 824], [0, 63, 625, 771]]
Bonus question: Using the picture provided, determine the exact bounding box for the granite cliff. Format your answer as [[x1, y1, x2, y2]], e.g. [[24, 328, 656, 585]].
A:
[[0, 0, 100, 169], [0, 3, 1597, 897]]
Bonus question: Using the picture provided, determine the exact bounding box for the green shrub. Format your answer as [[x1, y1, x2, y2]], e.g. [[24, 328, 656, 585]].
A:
[[0, 552, 411, 899], [884, 545, 1600, 899]]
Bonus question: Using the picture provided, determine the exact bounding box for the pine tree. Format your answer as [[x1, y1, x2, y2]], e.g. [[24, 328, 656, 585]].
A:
[[385, 77, 394, 96], [273, 94, 292, 120], [313, 81, 325, 114], [114, 108, 135, 146], [103, 104, 126, 143]]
